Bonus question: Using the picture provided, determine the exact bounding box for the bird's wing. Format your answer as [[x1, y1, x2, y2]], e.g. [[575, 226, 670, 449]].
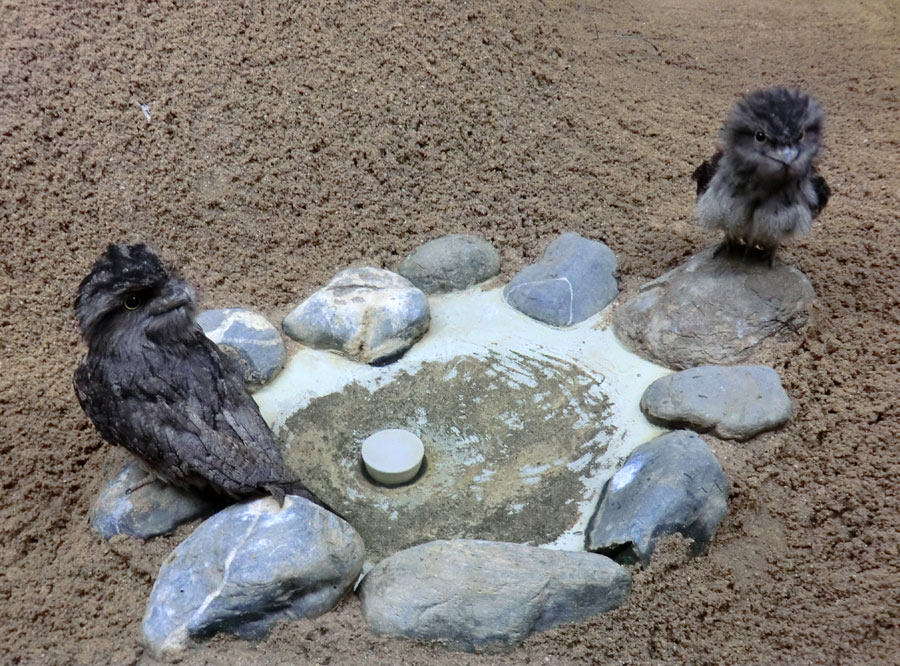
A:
[[692, 150, 723, 197], [810, 168, 831, 217], [78, 339, 291, 498], [146, 341, 292, 497], [74, 361, 122, 446], [77, 354, 210, 489], [167, 345, 331, 509]]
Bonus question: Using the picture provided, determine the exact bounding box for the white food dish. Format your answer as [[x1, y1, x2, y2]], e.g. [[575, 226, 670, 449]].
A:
[[361, 429, 425, 485]]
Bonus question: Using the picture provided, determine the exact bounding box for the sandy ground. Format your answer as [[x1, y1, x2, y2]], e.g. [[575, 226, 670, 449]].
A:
[[1, 0, 898, 663]]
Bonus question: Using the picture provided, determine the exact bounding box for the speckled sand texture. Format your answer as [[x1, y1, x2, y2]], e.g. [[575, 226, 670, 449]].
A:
[[1, 0, 897, 664]]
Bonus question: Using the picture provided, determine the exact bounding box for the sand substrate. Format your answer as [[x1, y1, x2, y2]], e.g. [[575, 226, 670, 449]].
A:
[[1, 0, 898, 663]]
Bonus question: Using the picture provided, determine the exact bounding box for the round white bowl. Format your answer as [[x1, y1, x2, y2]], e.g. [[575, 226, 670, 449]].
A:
[[361, 429, 425, 485]]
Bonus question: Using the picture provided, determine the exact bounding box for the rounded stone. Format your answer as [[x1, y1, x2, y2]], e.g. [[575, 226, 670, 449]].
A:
[[585, 430, 729, 565], [361, 429, 425, 485], [142, 496, 364, 661], [197, 308, 286, 387], [612, 247, 815, 369], [359, 539, 631, 653], [640, 364, 792, 440], [282, 267, 431, 365], [397, 234, 501, 294], [89, 460, 218, 540], [503, 232, 618, 327]]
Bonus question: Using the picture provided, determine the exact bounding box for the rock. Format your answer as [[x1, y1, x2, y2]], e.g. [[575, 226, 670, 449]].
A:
[[586, 431, 728, 565], [397, 234, 500, 294], [283, 267, 430, 364], [358, 539, 630, 653], [197, 308, 286, 388], [503, 232, 618, 327], [641, 365, 792, 440], [142, 496, 364, 661], [89, 460, 218, 540], [612, 247, 815, 369]]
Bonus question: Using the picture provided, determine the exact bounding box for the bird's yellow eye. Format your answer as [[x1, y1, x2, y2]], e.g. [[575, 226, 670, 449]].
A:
[[122, 294, 143, 311], [754, 131, 767, 143]]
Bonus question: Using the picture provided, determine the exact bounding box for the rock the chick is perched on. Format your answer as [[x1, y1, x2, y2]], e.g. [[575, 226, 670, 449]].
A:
[[692, 87, 831, 264], [74, 243, 329, 510]]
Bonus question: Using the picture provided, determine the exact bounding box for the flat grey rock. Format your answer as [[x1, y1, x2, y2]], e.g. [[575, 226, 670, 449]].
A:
[[282, 267, 430, 364], [197, 308, 286, 388], [586, 431, 728, 565], [358, 539, 630, 653], [89, 460, 218, 540], [612, 247, 815, 370], [397, 234, 500, 294], [142, 496, 364, 662], [504, 232, 618, 327], [641, 365, 792, 440]]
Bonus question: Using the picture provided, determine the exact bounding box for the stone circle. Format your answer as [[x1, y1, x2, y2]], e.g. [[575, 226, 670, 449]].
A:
[[257, 285, 668, 561], [101, 233, 808, 658]]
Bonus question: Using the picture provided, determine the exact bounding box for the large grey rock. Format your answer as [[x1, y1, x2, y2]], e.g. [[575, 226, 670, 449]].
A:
[[613, 247, 815, 370], [197, 308, 286, 388], [397, 234, 500, 294], [641, 365, 792, 441], [504, 232, 618, 327], [142, 496, 364, 662], [89, 460, 217, 540], [358, 539, 630, 653], [283, 267, 430, 364], [586, 431, 728, 565]]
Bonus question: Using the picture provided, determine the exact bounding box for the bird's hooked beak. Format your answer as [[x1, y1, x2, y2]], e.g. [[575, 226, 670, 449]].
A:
[[774, 145, 800, 165], [149, 281, 195, 314]]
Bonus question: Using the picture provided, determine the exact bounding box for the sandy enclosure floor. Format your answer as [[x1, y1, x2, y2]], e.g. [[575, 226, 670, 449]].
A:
[[1, 0, 898, 664]]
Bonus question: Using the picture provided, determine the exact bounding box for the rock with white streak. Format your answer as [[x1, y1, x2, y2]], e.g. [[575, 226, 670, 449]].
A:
[[503, 232, 618, 327], [142, 496, 364, 662], [197, 308, 286, 388], [586, 431, 728, 565], [89, 460, 218, 540], [397, 234, 500, 294], [359, 539, 631, 653], [641, 365, 792, 440], [282, 267, 430, 364]]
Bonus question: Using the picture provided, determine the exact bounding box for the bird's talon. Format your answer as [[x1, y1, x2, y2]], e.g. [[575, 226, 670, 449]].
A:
[[125, 474, 157, 495]]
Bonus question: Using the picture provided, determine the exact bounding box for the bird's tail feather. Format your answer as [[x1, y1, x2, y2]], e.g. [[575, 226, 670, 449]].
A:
[[263, 481, 346, 521]]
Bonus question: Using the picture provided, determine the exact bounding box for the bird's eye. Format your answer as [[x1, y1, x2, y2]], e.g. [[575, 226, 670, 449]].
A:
[[122, 294, 143, 311], [754, 131, 767, 143], [797, 130, 806, 143]]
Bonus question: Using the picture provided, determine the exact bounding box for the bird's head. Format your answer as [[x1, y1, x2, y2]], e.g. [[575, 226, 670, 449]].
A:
[[722, 87, 824, 184], [75, 243, 199, 351]]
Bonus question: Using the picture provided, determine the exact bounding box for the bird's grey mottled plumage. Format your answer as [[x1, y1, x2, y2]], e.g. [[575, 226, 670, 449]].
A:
[[74, 243, 323, 508], [693, 87, 831, 262]]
